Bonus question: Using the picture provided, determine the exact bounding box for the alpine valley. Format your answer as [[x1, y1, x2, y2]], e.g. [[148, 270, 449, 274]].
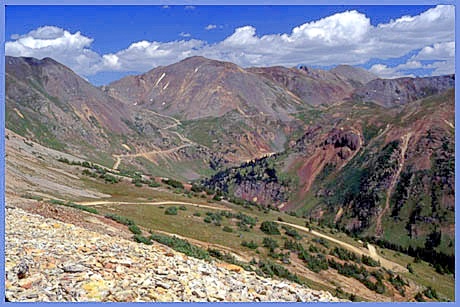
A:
[[5, 55, 455, 302]]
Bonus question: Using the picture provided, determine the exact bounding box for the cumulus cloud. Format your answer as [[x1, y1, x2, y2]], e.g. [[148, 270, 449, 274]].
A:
[[5, 26, 101, 75], [205, 24, 217, 30], [413, 41, 455, 61], [369, 62, 420, 79], [179, 32, 191, 38], [5, 5, 454, 79], [97, 39, 206, 72]]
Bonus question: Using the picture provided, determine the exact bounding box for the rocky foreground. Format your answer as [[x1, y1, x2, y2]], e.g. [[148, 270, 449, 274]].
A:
[[5, 207, 345, 302]]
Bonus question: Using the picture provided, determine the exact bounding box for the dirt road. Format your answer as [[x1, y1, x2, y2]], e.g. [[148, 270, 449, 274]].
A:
[[76, 200, 233, 212], [112, 144, 192, 170], [276, 221, 407, 273]]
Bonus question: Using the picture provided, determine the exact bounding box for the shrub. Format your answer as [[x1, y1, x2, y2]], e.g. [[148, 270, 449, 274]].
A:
[[238, 223, 251, 232], [133, 180, 143, 187], [313, 237, 329, 248], [191, 184, 204, 193], [414, 292, 425, 302], [165, 206, 178, 215], [362, 255, 380, 267], [203, 212, 222, 225], [284, 240, 304, 252], [257, 260, 300, 284], [193, 212, 201, 217], [133, 234, 152, 245], [21, 194, 43, 201], [389, 274, 407, 297], [241, 240, 258, 249], [57, 157, 70, 164], [149, 181, 160, 187], [105, 214, 136, 226], [263, 237, 279, 252], [128, 224, 142, 235], [236, 212, 257, 226], [222, 226, 233, 232], [331, 247, 361, 263], [260, 221, 280, 235], [65, 203, 99, 214], [82, 169, 93, 176], [104, 173, 119, 184], [406, 263, 414, 274], [299, 250, 329, 273], [179, 205, 187, 211], [162, 178, 184, 189], [149, 234, 210, 260], [423, 287, 438, 300], [282, 225, 302, 240]]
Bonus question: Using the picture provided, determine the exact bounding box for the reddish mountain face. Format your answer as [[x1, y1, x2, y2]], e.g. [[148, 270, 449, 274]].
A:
[[104, 56, 303, 122], [247, 66, 359, 106]]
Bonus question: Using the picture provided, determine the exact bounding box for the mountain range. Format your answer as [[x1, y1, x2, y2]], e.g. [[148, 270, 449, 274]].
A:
[[5, 55, 455, 265]]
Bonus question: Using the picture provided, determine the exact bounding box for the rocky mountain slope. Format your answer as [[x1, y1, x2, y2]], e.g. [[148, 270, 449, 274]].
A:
[[5, 206, 344, 302]]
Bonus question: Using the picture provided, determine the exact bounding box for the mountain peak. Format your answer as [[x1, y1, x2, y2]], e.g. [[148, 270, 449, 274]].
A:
[[330, 65, 377, 85]]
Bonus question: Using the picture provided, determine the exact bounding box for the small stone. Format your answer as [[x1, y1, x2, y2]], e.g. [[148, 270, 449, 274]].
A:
[[156, 281, 171, 289], [18, 280, 32, 290], [155, 268, 169, 275], [115, 265, 124, 274], [25, 293, 39, 299], [62, 264, 86, 273], [14, 262, 29, 279], [192, 289, 206, 298]]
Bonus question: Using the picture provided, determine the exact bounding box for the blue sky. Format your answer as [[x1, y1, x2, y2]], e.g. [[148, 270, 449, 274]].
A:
[[6, 5, 455, 85]]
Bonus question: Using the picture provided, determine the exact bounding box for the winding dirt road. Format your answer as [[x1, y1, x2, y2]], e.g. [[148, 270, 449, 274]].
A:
[[111, 111, 205, 170], [76, 200, 233, 212], [275, 221, 407, 273]]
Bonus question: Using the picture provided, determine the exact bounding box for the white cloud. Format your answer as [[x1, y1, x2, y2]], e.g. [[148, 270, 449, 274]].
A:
[[97, 39, 205, 72], [5, 5, 454, 79], [5, 25, 101, 75], [179, 32, 191, 38], [369, 62, 419, 79], [205, 24, 217, 30], [290, 10, 371, 45], [413, 41, 455, 61], [162, 5, 170, 9]]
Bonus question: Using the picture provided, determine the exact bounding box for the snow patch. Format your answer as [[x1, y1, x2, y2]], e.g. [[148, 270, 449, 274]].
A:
[[155, 72, 166, 87]]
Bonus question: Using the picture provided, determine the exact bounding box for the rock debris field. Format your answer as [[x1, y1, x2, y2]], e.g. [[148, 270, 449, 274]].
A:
[[5, 207, 345, 302]]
